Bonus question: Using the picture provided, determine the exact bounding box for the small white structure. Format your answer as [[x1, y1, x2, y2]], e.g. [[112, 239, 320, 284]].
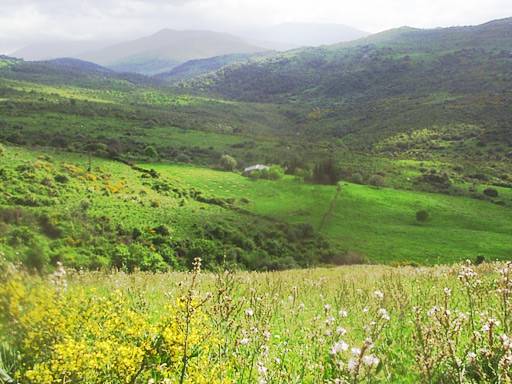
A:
[[243, 164, 269, 174]]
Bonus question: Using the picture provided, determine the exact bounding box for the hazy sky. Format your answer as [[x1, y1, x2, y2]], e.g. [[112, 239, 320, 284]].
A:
[[1, 0, 512, 53]]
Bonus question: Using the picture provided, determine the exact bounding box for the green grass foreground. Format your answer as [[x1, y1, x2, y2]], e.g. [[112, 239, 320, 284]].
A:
[[1, 261, 512, 383]]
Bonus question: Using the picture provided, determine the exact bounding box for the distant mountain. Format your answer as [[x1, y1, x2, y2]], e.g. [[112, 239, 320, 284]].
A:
[[11, 40, 115, 61], [79, 29, 268, 75], [193, 18, 512, 102], [155, 52, 273, 83], [241, 23, 369, 49], [0, 57, 156, 87]]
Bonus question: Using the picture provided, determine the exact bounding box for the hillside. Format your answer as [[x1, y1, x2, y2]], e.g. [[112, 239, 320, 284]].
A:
[[0, 56, 157, 88], [184, 18, 512, 155], [80, 29, 268, 75], [155, 53, 267, 83], [192, 18, 512, 101]]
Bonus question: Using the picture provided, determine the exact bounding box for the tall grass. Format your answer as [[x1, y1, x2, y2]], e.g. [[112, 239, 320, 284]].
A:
[[1, 260, 512, 383]]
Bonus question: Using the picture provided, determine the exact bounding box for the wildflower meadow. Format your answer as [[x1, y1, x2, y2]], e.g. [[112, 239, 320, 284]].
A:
[[1, 256, 512, 383]]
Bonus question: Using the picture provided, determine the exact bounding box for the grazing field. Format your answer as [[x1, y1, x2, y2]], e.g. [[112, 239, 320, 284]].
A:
[[148, 163, 512, 264], [1, 259, 512, 383]]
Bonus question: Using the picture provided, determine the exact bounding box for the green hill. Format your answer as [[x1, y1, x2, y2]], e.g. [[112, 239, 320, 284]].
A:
[[182, 18, 512, 157]]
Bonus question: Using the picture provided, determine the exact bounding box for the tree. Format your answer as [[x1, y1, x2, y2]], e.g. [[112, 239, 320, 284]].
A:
[[310, 158, 340, 185], [220, 154, 237, 171], [144, 145, 159, 159]]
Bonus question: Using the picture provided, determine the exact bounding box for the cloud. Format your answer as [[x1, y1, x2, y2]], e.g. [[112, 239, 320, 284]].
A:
[[1, 0, 512, 53]]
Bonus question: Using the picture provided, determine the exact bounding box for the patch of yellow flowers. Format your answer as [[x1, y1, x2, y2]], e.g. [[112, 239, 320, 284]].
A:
[[0, 271, 232, 383]]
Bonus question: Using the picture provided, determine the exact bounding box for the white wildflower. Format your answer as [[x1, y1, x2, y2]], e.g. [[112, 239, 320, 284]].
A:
[[362, 354, 380, 368], [378, 308, 390, 321], [330, 340, 349, 355], [351, 347, 361, 356], [347, 359, 358, 373], [339, 309, 348, 318]]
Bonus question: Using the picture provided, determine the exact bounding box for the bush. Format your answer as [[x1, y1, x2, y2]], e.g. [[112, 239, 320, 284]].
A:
[[416, 210, 430, 223], [220, 154, 237, 171], [24, 242, 49, 273], [176, 153, 191, 163], [54, 174, 69, 184], [310, 158, 340, 185], [154, 225, 170, 236], [249, 165, 284, 181], [474, 255, 486, 265], [483, 188, 499, 198], [144, 145, 159, 159], [350, 173, 364, 184], [369, 175, 386, 187]]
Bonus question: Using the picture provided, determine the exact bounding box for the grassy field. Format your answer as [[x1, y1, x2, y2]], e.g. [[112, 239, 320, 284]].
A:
[[1, 142, 511, 272], [1, 260, 512, 383], [148, 163, 512, 264]]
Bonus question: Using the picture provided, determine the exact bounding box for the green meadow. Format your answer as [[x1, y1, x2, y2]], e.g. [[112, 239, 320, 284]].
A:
[[148, 163, 512, 264]]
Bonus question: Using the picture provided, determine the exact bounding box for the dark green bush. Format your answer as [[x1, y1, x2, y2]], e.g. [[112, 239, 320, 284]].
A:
[[483, 188, 499, 198], [54, 174, 69, 184], [369, 175, 386, 187], [24, 242, 49, 273], [350, 173, 364, 184], [144, 145, 159, 159], [474, 255, 486, 265], [416, 210, 430, 223]]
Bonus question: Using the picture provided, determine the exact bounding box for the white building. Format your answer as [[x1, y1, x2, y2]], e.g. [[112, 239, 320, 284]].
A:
[[243, 164, 269, 174]]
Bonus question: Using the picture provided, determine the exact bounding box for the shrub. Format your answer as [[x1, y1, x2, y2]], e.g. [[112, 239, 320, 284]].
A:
[[176, 153, 191, 163], [474, 255, 486, 265], [220, 154, 237, 171], [416, 210, 430, 223], [154, 225, 170, 236], [249, 165, 284, 181], [350, 173, 364, 184], [24, 242, 49, 273], [0, 143, 4, 156], [144, 145, 159, 159], [266, 165, 284, 180], [483, 188, 499, 198], [369, 175, 386, 187], [54, 174, 69, 184], [310, 158, 340, 185]]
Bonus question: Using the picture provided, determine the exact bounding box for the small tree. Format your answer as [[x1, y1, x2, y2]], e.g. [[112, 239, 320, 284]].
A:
[[144, 145, 159, 159], [416, 210, 430, 223], [369, 175, 386, 187], [220, 154, 237, 171]]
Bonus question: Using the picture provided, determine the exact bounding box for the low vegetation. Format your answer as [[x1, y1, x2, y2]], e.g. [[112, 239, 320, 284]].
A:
[[1, 258, 512, 383]]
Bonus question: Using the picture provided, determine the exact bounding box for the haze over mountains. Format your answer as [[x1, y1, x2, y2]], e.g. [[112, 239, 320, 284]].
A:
[[11, 23, 369, 75], [241, 23, 369, 49]]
